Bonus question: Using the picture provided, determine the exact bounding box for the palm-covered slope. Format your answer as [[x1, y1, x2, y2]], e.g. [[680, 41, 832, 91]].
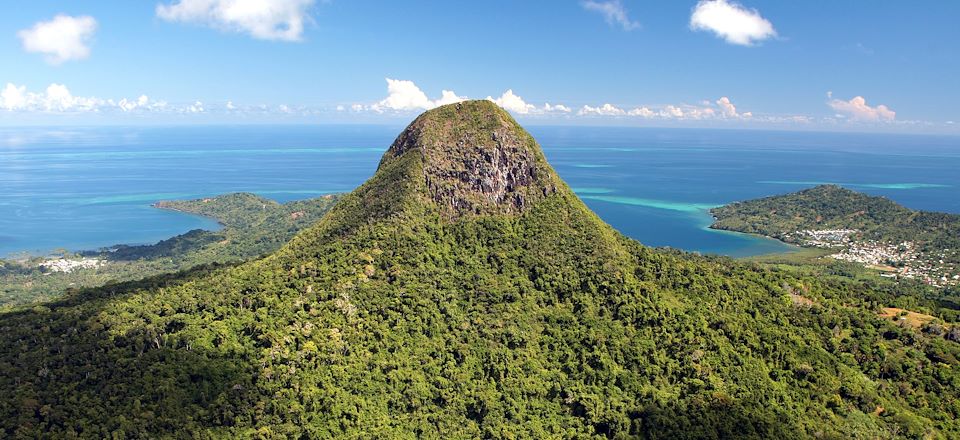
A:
[[1, 102, 958, 439]]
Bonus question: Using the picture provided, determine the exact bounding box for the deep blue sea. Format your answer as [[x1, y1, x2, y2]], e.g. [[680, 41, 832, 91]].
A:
[[1, 125, 958, 258]]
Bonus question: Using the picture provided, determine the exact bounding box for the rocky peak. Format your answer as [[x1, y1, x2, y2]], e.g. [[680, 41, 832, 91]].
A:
[[378, 100, 558, 217]]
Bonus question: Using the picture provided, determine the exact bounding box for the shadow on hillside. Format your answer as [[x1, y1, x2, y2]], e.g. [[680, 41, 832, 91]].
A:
[[0, 264, 258, 437], [634, 401, 808, 440], [86, 229, 223, 262]]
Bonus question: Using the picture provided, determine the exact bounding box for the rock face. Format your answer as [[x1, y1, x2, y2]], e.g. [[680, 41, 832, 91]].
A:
[[379, 100, 558, 217]]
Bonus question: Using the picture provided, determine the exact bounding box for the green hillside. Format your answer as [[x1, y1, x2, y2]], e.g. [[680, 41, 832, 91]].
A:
[[1, 102, 958, 439]]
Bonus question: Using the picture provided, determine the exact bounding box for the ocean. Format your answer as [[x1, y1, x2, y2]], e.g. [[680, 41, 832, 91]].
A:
[[1, 125, 958, 258]]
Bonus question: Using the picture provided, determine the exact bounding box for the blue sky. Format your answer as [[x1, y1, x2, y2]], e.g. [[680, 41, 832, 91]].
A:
[[1, 0, 958, 133]]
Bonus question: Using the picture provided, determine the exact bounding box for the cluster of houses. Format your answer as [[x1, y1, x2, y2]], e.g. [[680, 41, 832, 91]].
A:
[[783, 229, 858, 247], [39, 257, 103, 274], [790, 229, 959, 288]]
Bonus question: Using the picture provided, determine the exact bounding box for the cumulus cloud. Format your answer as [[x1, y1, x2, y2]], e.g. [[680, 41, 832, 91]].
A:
[[118, 95, 151, 112], [487, 89, 537, 114], [355, 79, 761, 123], [690, 0, 776, 46], [434, 90, 467, 107], [11, 83, 106, 112], [187, 101, 205, 113], [1, 84, 28, 111], [580, 96, 751, 120], [827, 94, 896, 122], [375, 78, 437, 111], [543, 103, 572, 113], [582, 0, 640, 31], [18, 15, 98, 64], [369, 78, 466, 112], [715, 96, 737, 117], [660, 105, 684, 118], [628, 107, 654, 117], [0, 82, 175, 114], [156, 0, 315, 41], [487, 91, 573, 115], [356, 81, 571, 116], [578, 103, 627, 116]]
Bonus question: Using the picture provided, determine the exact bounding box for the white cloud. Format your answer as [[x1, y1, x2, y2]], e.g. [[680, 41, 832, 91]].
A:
[[187, 101, 205, 113], [487, 89, 537, 114], [715, 96, 738, 117], [435, 90, 467, 107], [0, 83, 175, 114], [44, 84, 73, 110], [1, 84, 28, 110], [579, 103, 627, 116], [360, 81, 569, 116], [18, 15, 98, 64], [586, 97, 752, 120], [582, 0, 640, 31], [690, 0, 776, 46], [628, 107, 654, 117], [374, 78, 433, 111], [370, 78, 466, 112], [118, 95, 151, 112], [156, 0, 315, 41], [352, 80, 766, 124], [661, 105, 684, 118], [543, 103, 572, 113], [827, 95, 896, 122], [39, 83, 103, 111]]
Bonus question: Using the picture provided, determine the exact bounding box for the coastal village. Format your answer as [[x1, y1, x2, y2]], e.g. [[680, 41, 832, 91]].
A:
[[784, 229, 960, 288], [38, 257, 103, 274]]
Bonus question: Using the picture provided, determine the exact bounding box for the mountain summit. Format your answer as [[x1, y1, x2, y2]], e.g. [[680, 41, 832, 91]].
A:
[[1, 104, 957, 438], [378, 101, 559, 216]]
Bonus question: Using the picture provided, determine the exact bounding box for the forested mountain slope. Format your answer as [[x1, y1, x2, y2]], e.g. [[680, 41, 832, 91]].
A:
[[1, 102, 957, 439]]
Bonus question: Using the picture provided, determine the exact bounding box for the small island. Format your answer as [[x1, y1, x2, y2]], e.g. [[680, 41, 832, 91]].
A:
[[711, 185, 960, 287]]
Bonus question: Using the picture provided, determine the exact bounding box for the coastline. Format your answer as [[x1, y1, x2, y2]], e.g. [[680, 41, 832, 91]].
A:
[[1, 201, 224, 260], [697, 209, 800, 258], [152, 200, 229, 228]]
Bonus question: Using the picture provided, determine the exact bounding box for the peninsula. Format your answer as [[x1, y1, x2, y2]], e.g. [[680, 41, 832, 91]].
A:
[[710, 184, 960, 287]]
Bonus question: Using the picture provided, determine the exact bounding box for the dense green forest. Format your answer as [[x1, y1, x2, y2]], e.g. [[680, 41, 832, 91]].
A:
[[0, 192, 339, 309], [1, 102, 958, 438]]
